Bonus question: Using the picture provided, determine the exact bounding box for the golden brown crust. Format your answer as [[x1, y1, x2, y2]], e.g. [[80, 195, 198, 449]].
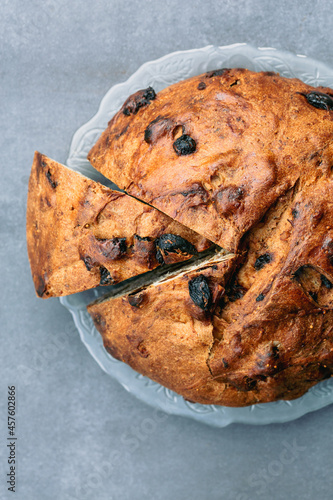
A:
[[88, 68, 333, 251], [208, 175, 333, 398], [85, 69, 333, 405], [26, 152, 211, 298]]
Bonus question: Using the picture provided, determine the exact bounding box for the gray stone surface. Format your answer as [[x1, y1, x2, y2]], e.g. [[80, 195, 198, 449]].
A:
[[1, 1, 333, 499]]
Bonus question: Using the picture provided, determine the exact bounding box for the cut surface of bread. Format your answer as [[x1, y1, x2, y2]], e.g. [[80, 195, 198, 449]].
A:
[[26, 152, 212, 298]]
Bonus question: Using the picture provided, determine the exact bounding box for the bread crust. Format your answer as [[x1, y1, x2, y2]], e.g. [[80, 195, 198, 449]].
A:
[[88, 68, 333, 252], [26, 152, 211, 298], [207, 175, 333, 404], [86, 69, 333, 405]]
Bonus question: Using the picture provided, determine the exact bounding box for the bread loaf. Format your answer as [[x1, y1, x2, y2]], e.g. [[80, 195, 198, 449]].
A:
[[27, 67, 333, 406], [86, 68, 333, 405]]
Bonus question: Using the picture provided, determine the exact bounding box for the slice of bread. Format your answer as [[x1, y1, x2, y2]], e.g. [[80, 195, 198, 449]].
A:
[[26, 152, 212, 298]]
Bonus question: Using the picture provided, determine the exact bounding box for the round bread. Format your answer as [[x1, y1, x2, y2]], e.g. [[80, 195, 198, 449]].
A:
[[86, 68, 333, 406]]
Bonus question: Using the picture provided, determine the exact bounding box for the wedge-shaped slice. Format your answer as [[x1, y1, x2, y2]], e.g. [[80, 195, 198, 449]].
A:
[[86, 253, 263, 407], [88, 68, 333, 251], [27, 152, 212, 298]]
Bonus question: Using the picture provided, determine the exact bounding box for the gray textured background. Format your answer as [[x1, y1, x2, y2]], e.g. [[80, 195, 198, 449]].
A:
[[1, 1, 333, 499]]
